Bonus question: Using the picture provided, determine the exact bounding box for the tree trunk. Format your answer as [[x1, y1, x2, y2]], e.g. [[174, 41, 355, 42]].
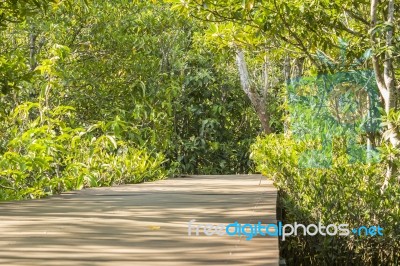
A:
[[371, 0, 398, 192], [29, 31, 37, 71], [292, 57, 305, 79], [371, 0, 398, 143], [235, 48, 271, 134], [283, 56, 292, 135], [284, 56, 291, 84]]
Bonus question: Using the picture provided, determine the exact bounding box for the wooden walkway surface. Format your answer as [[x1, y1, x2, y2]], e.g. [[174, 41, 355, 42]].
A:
[[0, 175, 279, 265]]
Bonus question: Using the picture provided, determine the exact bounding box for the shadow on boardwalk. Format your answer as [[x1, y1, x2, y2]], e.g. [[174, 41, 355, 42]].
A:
[[0, 175, 278, 266]]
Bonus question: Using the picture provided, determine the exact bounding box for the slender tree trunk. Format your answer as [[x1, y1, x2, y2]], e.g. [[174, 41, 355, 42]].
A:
[[371, 0, 398, 191], [283, 56, 291, 135], [284, 56, 291, 84], [292, 57, 305, 79], [29, 31, 37, 71], [235, 48, 271, 134], [371, 0, 397, 140]]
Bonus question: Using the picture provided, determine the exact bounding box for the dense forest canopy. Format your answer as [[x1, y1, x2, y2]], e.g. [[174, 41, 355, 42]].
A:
[[0, 1, 399, 263], [1, 0, 263, 201]]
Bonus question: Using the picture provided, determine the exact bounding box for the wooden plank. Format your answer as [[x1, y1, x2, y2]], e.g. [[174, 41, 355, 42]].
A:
[[0, 174, 279, 265]]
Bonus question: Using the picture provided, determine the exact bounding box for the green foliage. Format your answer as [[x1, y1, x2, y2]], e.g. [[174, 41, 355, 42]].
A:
[[0, 0, 262, 200], [288, 70, 381, 167], [171, 48, 260, 174], [0, 0, 54, 28], [0, 1, 399, 264], [171, 0, 373, 70], [251, 134, 400, 264], [0, 102, 167, 200]]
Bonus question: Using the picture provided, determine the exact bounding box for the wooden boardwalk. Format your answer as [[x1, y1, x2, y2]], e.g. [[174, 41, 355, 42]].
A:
[[0, 175, 279, 265]]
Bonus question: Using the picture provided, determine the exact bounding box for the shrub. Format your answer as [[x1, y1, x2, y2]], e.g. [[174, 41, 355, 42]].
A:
[[0, 102, 168, 201], [251, 134, 400, 265]]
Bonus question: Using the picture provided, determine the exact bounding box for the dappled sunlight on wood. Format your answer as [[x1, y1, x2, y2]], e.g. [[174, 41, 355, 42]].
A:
[[0, 175, 278, 265]]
